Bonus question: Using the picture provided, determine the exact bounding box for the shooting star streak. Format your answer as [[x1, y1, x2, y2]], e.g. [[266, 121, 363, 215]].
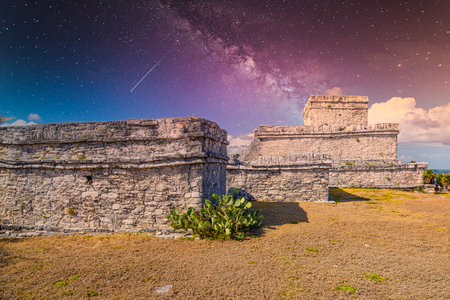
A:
[[130, 53, 168, 93]]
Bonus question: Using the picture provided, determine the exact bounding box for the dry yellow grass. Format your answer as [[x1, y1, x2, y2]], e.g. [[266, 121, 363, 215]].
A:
[[1, 189, 449, 299]]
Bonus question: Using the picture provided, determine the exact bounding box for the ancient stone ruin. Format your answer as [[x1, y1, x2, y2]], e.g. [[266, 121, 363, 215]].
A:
[[0, 95, 427, 234], [0, 118, 228, 233], [229, 95, 427, 200]]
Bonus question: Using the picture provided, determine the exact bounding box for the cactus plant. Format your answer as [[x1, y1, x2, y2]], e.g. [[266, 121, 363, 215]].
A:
[[167, 193, 263, 240]]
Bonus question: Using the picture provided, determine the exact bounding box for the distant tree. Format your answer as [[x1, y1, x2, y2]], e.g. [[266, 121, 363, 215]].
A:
[[423, 169, 435, 184], [441, 174, 450, 189]]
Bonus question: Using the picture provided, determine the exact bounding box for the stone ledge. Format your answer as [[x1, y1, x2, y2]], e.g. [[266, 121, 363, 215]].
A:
[[0, 131, 228, 145], [0, 117, 229, 145], [331, 162, 427, 171], [0, 151, 228, 165], [0, 157, 228, 170], [227, 163, 331, 171], [255, 123, 399, 138]]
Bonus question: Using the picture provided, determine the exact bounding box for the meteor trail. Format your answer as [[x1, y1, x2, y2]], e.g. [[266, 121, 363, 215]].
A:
[[130, 53, 168, 93]]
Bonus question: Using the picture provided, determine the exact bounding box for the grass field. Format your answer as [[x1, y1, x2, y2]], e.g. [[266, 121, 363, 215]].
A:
[[1, 189, 449, 299]]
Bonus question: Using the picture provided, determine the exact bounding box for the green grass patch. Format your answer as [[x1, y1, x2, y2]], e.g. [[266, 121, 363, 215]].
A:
[[178, 236, 196, 240], [305, 247, 319, 253], [336, 285, 356, 292], [70, 274, 81, 281], [86, 290, 98, 297], [365, 273, 387, 283], [53, 281, 67, 287]]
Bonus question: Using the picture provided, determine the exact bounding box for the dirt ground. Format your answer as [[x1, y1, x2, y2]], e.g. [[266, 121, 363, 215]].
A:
[[1, 189, 449, 299]]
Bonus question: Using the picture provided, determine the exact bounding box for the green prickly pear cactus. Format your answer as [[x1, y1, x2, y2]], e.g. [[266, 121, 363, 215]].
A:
[[167, 192, 263, 240]]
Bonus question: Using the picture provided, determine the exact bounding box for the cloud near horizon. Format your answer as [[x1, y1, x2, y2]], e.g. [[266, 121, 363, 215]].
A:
[[228, 133, 254, 154], [325, 87, 344, 96], [1, 119, 37, 127], [368, 97, 450, 145], [27, 113, 41, 121]]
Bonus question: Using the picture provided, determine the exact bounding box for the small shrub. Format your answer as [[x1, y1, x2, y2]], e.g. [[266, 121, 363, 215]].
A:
[[409, 160, 416, 163], [345, 162, 354, 166], [64, 290, 74, 296], [386, 176, 390, 180], [365, 273, 387, 283], [54, 281, 67, 287], [77, 155, 86, 160], [167, 193, 263, 240], [67, 208, 76, 216], [336, 285, 356, 292], [355, 138, 360, 142], [327, 104, 331, 107]]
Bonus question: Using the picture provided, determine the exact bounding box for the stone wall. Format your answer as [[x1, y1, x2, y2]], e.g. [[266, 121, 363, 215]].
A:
[[303, 95, 369, 127], [241, 124, 399, 162], [227, 154, 331, 202], [0, 118, 228, 233], [329, 162, 427, 188]]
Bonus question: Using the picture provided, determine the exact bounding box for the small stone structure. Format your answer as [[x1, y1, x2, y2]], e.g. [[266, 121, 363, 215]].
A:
[[0, 118, 228, 233], [236, 95, 427, 189], [227, 154, 331, 202]]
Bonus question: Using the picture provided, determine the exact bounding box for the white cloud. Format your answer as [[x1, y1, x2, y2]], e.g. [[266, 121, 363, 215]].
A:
[[28, 113, 41, 121], [368, 97, 450, 145], [1, 119, 37, 127], [228, 133, 254, 154], [325, 87, 344, 96]]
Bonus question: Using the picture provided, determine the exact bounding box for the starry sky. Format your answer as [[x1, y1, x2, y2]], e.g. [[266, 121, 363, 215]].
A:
[[1, 0, 449, 166]]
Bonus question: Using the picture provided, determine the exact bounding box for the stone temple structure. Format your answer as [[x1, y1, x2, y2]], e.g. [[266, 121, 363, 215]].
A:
[[0, 118, 228, 233], [228, 95, 427, 200]]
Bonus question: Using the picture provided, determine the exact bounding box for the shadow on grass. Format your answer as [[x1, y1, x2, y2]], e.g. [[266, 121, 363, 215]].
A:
[[249, 201, 308, 237], [329, 188, 371, 202]]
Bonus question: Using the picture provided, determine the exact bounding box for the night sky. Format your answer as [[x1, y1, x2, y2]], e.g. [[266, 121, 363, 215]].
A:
[[1, 1, 449, 166]]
